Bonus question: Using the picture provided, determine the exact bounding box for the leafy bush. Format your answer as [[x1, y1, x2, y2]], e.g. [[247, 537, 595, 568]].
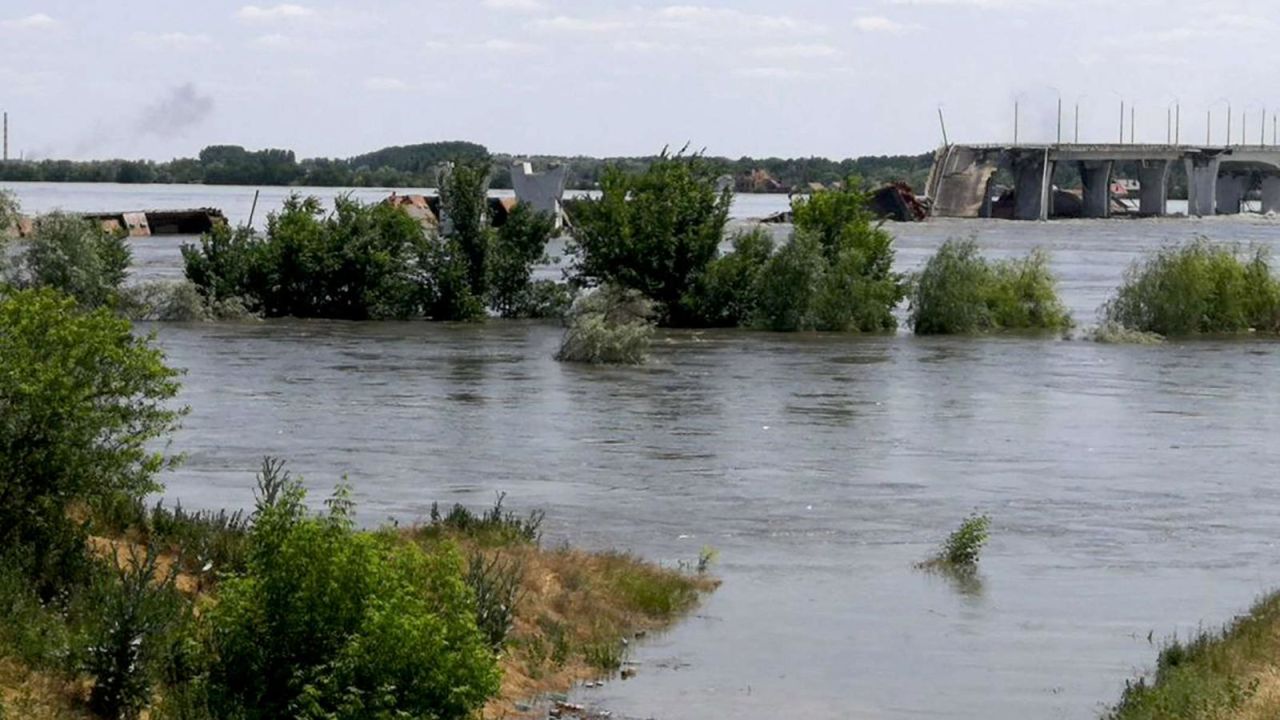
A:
[[568, 149, 732, 325], [183, 194, 431, 320], [754, 184, 906, 332], [5, 212, 130, 309], [204, 463, 499, 720], [0, 189, 18, 243], [1103, 239, 1280, 335], [910, 238, 1071, 334], [931, 515, 990, 567], [0, 289, 183, 594], [753, 231, 825, 331], [489, 204, 559, 318], [556, 285, 655, 365], [682, 228, 774, 327], [83, 546, 185, 720]]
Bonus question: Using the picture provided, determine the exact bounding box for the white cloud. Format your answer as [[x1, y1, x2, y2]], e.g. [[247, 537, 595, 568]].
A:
[[753, 43, 840, 59], [365, 76, 409, 91], [734, 66, 803, 80], [482, 0, 546, 11], [235, 4, 314, 22], [853, 16, 919, 33], [656, 6, 824, 34], [477, 38, 541, 53], [1, 13, 57, 30], [133, 31, 214, 49], [255, 33, 291, 46], [532, 15, 626, 32]]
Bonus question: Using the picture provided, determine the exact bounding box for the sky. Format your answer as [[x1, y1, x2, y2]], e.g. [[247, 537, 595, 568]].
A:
[[0, 0, 1274, 161]]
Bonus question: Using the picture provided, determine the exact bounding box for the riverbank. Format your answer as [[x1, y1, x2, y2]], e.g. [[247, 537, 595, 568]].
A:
[[1108, 591, 1280, 719], [0, 503, 716, 719]]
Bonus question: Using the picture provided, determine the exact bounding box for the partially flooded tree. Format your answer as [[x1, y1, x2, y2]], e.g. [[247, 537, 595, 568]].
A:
[[567, 149, 732, 326]]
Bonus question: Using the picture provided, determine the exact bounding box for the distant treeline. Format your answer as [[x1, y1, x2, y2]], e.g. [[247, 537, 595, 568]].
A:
[[0, 141, 936, 192]]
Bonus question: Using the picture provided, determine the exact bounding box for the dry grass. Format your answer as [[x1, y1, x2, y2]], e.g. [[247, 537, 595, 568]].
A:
[[414, 535, 717, 720], [0, 658, 91, 720]]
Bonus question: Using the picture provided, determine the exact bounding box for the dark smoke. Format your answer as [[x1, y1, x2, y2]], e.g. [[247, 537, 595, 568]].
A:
[[135, 82, 214, 138]]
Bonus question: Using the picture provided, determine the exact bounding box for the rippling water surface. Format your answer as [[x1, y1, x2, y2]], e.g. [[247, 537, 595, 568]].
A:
[[9, 182, 1280, 720]]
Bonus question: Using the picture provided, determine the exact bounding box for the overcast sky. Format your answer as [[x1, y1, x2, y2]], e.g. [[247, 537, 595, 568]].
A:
[[0, 1, 1272, 161]]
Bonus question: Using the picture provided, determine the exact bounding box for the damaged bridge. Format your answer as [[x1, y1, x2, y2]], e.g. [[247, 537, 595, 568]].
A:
[[925, 143, 1280, 220]]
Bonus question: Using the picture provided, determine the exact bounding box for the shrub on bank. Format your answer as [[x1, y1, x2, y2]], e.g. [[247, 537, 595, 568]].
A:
[[910, 239, 1071, 334], [4, 212, 130, 309], [1102, 239, 1280, 335], [567, 149, 732, 325], [0, 289, 183, 594], [205, 465, 499, 720], [555, 285, 655, 365]]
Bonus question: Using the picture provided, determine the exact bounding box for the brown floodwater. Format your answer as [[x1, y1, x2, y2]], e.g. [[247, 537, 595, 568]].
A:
[[9, 182, 1280, 719]]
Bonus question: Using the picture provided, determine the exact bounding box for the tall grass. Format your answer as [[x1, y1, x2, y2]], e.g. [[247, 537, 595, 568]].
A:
[[910, 238, 1071, 334], [1103, 238, 1280, 335], [1105, 592, 1280, 719]]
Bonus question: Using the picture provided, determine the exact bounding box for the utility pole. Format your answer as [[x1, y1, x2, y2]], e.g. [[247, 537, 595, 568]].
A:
[[1130, 106, 1135, 144], [1176, 104, 1181, 145], [1207, 110, 1212, 145], [2, 112, 7, 162], [1120, 101, 1125, 143], [1074, 103, 1080, 143], [1167, 107, 1172, 145], [1057, 97, 1062, 144], [1014, 100, 1019, 145], [937, 107, 949, 147], [1227, 104, 1232, 145]]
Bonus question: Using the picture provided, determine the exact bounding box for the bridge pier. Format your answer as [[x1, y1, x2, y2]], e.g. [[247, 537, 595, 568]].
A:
[[1261, 176, 1280, 215], [1215, 173, 1248, 215], [1137, 160, 1171, 216], [1185, 156, 1221, 217], [1012, 151, 1052, 221], [1078, 161, 1113, 218]]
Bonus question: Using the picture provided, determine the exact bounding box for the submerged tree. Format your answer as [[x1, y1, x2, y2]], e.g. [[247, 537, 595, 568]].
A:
[[567, 149, 732, 326]]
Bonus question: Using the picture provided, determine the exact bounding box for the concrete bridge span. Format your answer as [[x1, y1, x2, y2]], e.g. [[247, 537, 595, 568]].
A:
[[924, 144, 1280, 220]]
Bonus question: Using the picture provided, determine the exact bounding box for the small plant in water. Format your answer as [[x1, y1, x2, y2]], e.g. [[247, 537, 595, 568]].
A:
[[919, 514, 991, 570]]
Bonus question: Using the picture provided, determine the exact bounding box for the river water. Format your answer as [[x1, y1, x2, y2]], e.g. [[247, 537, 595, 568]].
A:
[[8, 182, 1280, 720]]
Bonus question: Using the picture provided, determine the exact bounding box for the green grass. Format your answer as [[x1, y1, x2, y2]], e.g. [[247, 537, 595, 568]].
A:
[[918, 514, 991, 570], [1105, 592, 1280, 720]]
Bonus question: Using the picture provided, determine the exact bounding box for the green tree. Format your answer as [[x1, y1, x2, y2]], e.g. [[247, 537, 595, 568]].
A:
[[489, 203, 557, 318], [8, 212, 130, 309], [682, 228, 774, 327], [567, 150, 732, 325], [182, 195, 430, 319], [205, 464, 499, 720], [439, 160, 494, 300], [753, 231, 826, 332], [0, 290, 183, 593]]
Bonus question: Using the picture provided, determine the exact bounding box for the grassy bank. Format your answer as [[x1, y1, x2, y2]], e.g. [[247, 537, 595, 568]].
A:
[[0, 494, 716, 720], [1108, 592, 1280, 720]]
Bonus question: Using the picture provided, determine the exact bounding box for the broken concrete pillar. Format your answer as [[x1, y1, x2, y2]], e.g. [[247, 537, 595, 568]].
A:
[[928, 146, 1001, 218], [1012, 151, 1052, 221], [1185, 156, 1221, 217], [1136, 160, 1171, 217], [1078, 161, 1113, 218], [1261, 175, 1280, 215], [511, 162, 568, 228], [1215, 173, 1248, 214]]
